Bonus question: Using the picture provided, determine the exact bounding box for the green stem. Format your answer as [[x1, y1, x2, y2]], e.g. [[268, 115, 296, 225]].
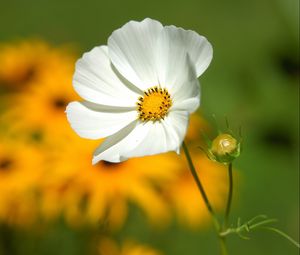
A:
[[220, 237, 229, 255], [224, 163, 233, 229], [260, 227, 300, 248], [182, 141, 228, 255]]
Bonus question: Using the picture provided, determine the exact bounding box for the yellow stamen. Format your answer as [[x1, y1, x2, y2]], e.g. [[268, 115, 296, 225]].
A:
[[137, 86, 172, 122]]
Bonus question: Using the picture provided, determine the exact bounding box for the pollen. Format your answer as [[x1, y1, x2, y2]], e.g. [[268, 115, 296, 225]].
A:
[[137, 86, 172, 122]]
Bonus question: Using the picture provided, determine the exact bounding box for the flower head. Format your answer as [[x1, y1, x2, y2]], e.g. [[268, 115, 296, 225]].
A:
[[0, 137, 45, 226], [67, 18, 213, 163], [2, 49, 79, 138], [0, 40, 74, 91], [43, 134, 181, 228]]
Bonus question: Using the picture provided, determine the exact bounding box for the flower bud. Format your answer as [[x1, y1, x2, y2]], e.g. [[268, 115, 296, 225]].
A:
[[209, 133, 240, 164]]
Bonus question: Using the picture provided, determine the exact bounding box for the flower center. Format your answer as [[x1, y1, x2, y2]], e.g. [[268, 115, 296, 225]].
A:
[[137, 86, 172, 122], [52, 97, 67, 109], [0, 157, 13, 171]]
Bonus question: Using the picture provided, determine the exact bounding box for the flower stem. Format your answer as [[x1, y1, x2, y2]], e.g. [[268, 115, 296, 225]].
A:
[[182, 142, 216, 221], [220, 237, 228, 255], [224, 163, 233, 228], [182, 141, 228, 255]]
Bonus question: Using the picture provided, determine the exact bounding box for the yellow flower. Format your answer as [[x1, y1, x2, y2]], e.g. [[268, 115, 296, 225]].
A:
[[2, 50, 79, 137], [0, 40, 75, 91], [42, 134, 182, 229], [164, 153, 228, 229], [0, 40, 45, 89], [98, 238, 163, 255], [0, 137, 45, 226]]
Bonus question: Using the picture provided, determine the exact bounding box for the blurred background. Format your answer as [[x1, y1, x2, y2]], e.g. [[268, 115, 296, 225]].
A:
[[0, 0, 299, 254]]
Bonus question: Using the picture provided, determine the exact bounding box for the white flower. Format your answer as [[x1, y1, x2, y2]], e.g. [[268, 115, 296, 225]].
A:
[[66, 18, 213, 164]]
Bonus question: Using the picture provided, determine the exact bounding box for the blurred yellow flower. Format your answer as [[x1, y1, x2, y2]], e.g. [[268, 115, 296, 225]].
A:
[[98, 238, 163, 255], [0, 40, 75, 91], [0, 40, 79, 226], [0, 40, 45, 89], [42, 134, 182, 229], [0, 137, 45, 226], [2, 49, 79, 137], [164, 153, 228, 229]]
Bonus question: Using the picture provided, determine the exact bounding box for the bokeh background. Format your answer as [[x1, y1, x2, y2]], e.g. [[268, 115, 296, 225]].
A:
[[0, 0, 299, 254]]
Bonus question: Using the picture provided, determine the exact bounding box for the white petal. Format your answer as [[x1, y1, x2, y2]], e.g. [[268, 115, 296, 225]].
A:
[[156, 27, 202, 101], [92, 111, 189, 164], [108, 18, 163, 90], [173, 54, 200, 104], [171, 97, 200, 113], [92, 120, 148, 163], [73, 46, 141, 107], [123, 120, 178, 158], [156, 38, 201, 113], [66, 101, 137, 140], [162, 111, 190, 151], [159, 25, 213, 78]]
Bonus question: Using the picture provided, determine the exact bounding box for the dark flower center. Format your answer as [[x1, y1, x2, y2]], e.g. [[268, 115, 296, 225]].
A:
[[0, 158, 13, 171], [21, 66, 36, 84], [53, 97, 67, 109]]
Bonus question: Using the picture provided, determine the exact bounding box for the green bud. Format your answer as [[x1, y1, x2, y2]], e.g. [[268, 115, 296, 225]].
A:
[[209, 133, 241, 164]]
